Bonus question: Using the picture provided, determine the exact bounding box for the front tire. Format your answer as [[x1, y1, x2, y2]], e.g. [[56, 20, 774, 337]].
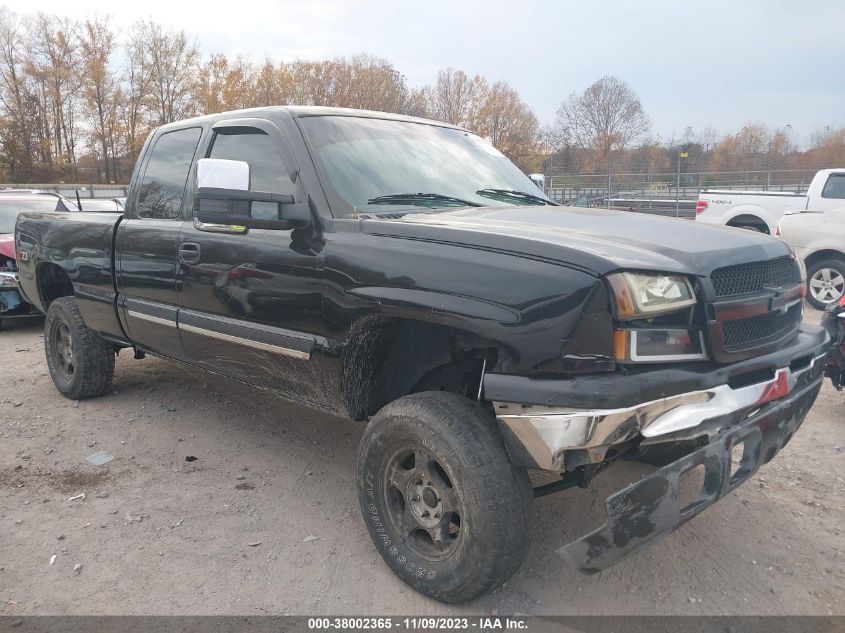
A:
[[806, 257, 845, 310], [357, 392, 533, 603], [44, 297, 115, 399]]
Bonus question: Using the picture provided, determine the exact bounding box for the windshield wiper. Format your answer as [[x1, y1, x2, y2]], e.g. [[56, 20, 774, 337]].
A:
[[368, 193, 483, 208], [475, 188, 557, 206]]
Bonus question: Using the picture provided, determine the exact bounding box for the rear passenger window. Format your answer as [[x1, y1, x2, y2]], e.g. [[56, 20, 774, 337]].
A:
[[137, 127, 202, 219], [208, 129, 293, 194], [822, 174, 845, 199]]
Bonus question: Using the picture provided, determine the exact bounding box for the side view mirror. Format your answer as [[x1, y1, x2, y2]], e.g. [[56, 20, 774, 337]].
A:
[[194, 158, 310, 230], [528, 173, 545, 192]]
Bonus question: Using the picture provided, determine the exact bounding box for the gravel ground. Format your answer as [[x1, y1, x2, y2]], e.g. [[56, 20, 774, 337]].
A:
[[1, 311, 843, 616]]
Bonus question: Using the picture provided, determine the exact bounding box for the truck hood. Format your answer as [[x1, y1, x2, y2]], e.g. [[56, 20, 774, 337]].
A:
[[0, 234, 14, 260], [361, 205, 793, 276]]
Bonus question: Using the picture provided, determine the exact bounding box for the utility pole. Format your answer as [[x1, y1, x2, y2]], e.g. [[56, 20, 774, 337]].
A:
[[766, 141, 772, 191], [676, 149, 688, 218]]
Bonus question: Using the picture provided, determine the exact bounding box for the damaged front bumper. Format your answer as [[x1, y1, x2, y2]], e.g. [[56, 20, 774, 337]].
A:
[[488, 325, 830, 471], [558, 372, 821, 573], [493, 352, 826, 471], [486, 324, 829, 574]]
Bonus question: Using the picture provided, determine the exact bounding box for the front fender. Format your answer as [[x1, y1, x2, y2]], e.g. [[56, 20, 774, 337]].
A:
[[324, 231, 607, 374]]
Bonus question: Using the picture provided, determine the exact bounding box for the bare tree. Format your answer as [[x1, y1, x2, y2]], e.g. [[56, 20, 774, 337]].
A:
[[404, 86, 432, 118], [735, 123, 769, 155], [808, 126, 845, 167], [251, 59, 290, 107], [699, 126, 719, 152], [28, 12, 83, 179], [429, 68, 486, 127], [121, 22, 152, 161], [79, 16, 118, 181], [341, 54, 408, 113], [555, 75, 650, 171], [0, 7, 35, 179], [475, 80, 538, 169], [135, 20, 198, 124]]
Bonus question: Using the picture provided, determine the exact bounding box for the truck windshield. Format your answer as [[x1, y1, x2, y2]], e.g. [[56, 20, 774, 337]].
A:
[[300, 115, 552, 215]]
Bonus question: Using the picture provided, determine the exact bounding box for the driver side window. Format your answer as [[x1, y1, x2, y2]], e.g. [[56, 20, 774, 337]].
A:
[[208, 129, 293, 195]]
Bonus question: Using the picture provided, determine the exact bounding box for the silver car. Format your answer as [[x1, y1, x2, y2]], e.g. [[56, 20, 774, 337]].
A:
[[779, 207, 845, 309]]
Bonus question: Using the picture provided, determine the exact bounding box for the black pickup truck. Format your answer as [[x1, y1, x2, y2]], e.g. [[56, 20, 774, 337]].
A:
[[15, 107, 829, 603]]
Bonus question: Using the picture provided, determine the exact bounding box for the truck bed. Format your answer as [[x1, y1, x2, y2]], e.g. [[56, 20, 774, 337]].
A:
[[16, 211, 125, 339]]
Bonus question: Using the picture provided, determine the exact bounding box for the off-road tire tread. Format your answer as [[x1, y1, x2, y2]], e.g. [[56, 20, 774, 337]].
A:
[[359, 391, 532, 603], [45, 297, 115, 399]]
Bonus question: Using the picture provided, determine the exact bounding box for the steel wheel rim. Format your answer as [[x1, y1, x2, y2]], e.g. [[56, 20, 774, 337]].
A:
[[381, 446, 464, 562], [809, 268, 845, 304], [55, 322, 75, 377]]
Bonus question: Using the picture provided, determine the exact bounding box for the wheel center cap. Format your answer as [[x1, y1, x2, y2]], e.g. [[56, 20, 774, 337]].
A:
[[422, 487, 438, 508], [408, 478, 442, 528]]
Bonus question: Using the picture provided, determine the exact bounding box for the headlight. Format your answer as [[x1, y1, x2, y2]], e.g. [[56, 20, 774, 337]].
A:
[[607, 272, 697, 320], [0, 272, 19, 287]]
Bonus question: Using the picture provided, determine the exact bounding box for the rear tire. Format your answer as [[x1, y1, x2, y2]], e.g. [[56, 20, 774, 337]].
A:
[[806, 257, 845, 310], [357, 391, 533, 603], [44, 297, 115, 399]]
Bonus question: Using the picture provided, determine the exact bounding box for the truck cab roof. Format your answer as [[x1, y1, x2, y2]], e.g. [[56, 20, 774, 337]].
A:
[[155, 105, 466, 134]]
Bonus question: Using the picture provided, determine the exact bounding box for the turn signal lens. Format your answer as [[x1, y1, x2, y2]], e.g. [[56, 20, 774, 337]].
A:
[[613, 330, 629, 361]]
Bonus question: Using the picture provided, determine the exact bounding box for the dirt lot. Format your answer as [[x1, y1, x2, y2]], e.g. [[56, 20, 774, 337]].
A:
[[1, 312, 843, 616]]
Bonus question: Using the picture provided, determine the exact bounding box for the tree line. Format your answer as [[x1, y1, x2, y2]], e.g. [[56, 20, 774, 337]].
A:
[[0, 7, 842, 185], [544, 75, 845, 184], [0, 9, 538, 183]]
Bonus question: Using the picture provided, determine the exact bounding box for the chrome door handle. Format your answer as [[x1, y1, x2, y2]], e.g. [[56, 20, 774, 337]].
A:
[[178, 242, 201, 264], [193, 218, 248, 235]]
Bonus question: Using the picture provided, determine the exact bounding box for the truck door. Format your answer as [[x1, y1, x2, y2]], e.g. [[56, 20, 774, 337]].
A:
[[176, 118, 326, 402], [116, 126, 202, 359]]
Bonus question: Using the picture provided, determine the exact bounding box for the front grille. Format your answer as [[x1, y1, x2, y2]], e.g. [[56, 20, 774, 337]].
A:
[[722, 303, 802, 349], [711, 257, 800, 297]]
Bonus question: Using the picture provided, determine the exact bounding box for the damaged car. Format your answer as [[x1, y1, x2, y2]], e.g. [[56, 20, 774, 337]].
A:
[[14, 107, 829, 603], [1, 191, 79, 324]]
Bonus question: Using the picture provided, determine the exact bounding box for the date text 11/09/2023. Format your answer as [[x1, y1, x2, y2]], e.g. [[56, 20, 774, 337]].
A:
[[307, 617, 528, 630]]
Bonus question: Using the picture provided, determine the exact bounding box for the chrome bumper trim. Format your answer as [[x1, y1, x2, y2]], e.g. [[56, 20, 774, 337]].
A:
[[494, 354, 825, 471]]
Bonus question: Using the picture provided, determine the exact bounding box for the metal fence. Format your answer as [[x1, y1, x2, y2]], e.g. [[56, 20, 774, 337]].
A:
[[0, 183, 128, 199], [547, 169, 814, 208], [2, 170, 818, 214]]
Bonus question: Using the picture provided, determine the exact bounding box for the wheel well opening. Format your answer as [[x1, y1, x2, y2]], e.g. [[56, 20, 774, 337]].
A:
[[805, 249, 845, 269], [727, 215, 770, 233], [37, 264, 73, 308], [341, 316, 501, 421]]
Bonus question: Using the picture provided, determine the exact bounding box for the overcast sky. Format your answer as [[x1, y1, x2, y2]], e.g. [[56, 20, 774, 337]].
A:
[[7, 0, 844, 145]]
